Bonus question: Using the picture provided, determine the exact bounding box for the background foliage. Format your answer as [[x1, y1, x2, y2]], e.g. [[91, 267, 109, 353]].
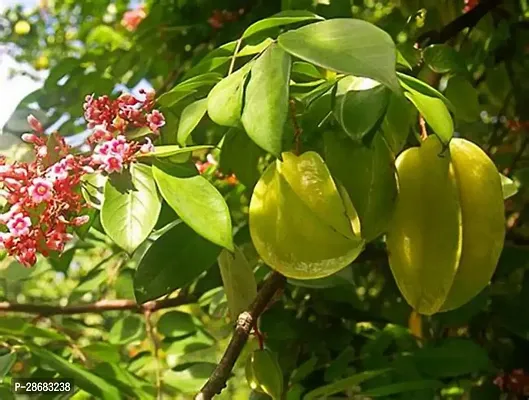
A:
[[1, 0, 529, 399]]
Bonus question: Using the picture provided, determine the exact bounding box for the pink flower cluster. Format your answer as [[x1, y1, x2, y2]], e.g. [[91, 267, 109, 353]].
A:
[[0, 120, 91, 266], [121, 5, 147, 32], [84, 91, 160, 174], [0, 90, 164, 267]]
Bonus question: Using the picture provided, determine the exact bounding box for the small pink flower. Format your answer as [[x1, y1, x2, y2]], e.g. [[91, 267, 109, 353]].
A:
[[0, 204, 21, 224], [147, 110, 165, 132], [0, 232, 12, 248], [7, 213, 31, 237], [38, 146, 48, 158], [29, 177, 54, 203], [72, 215, 90, 226], [140, 137, 154, 154], [27, 115, 43, 133], [22, 133, 38, 143], [121, 5, 147, 32], [46, 160, 69, 181], [102, 155, 123, 174], [109, 136, 129, 155]]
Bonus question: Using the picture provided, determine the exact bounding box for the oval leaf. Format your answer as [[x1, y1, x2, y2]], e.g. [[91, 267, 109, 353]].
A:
[[176, 99, 208, 146], [242, 10, 324, 39], [445, 75, 480, 122], [26, 344, 121, 400], [109, 315, 145, 345], [334, 77, 390, 141], [381, 92, 416, 154], [241, 43, 292, 156], [101, 164, 162, 253], [404, 90, 454, 144], [423, 44, 467, 76], [137, 145, 214, 159], [153, 163, 233, 250], [218, 246, 258, 320], [278, 19, 400, 93], [134, 222, 221, 303], [207, 62, 252, 128], [157, 311, 197, 338]]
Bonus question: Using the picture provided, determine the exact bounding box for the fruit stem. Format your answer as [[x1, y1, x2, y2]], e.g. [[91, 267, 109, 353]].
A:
[[289, 99, 302, 155], [419, 115, 428, 141], [252, 321, 265, 350]]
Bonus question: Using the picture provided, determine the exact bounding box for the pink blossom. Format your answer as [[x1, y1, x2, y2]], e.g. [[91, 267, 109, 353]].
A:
[[29, 177, 54, 203], [121, 5, 147, 32], [46, 160, 69, 181], [22, 133, 38, 143], [72, 215, 90, 226], [147, 110, 165, 132], [27, 115, 43, 133], [7, 213, 31, 237], [140, 137, 154, 154], [101, 155, 123, 174]]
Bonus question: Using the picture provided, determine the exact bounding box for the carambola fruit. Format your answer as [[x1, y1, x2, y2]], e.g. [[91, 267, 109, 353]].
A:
[[386, 135, 505, 315], [249, 151, 364, 279]]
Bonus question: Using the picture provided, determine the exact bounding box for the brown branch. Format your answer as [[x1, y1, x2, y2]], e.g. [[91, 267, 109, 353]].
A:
[[0, 295, 192, 316], [417, 0, 502, 47], [195, 272, 286, 400]]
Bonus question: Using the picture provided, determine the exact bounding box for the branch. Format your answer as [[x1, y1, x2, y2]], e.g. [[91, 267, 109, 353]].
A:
[[0, 295, 192, 316], [417, 0, 502, 47], [196, 271, 286, 400]]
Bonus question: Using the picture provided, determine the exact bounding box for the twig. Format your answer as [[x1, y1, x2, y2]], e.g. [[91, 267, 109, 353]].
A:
[[0, 295, 191, 316], [417, 0, 502, 47], [196, 272, 286, 400], [419, 115, 428, 140], [289, 99, 302, 155], [144, 310, 163, 400], [228, 39, 242, 76]]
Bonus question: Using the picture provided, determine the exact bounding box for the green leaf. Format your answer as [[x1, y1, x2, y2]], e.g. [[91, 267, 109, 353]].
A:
[[157, 73, 222, 108], [82, 343, 121, 364], [153, 163, 233, 250], [303, 369, 390, 400], [241, 43, 292, 156], [423, 44, 467, 75], [109, 315, 145, 345], [381, 92, 416, 154], [134, 222, 221, 303], [242, 10, 324, 39], [0, 352, 16, 379], [0, 317, 66, 340], [291, 61, 323, 81], [361, 380, 442, 397], [334, 77, 390, 141], [218, 246, 258, 319], [501, 173, 518, 199], [81, 172, 107, 210], [157, 311, 196, 338], [176, 99, 208, 146], [290, 355, 319, 383], [207, 62, 252, 128], [164, 363, 217, 393], [26, 344, 121, 400], [219, 128, 264, 189], [324, 132, 397, 241], [101, 163, 162, 253], [397, 72, 454, 111], [137, 145, 214, 159], [444, 76, 480, 122], [410, 339, 491, 378], [278, 19, 400, 93], [404, 90, 454, 144], [86, 25, 130, 51]]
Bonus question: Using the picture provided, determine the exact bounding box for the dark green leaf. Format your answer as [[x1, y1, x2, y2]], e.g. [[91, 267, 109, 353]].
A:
[[445, 76, 480, 122], [157, 311, 196, 338], [27, 344, 121, 400], [134, 222, 221, 303], [423, 44, 467, 75], [381, 92, 416, 154], [361, 380, 442, 397], [137, 145, 214, 159], [303, 369, 390, 400], [109, 315, 145, 345], [334, 77, 390, 141], [0, 352, 16, 379], [82, 343, 121, 364]]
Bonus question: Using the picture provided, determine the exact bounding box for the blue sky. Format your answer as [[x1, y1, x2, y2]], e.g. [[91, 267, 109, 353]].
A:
[[0, 0, 44, 129]]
